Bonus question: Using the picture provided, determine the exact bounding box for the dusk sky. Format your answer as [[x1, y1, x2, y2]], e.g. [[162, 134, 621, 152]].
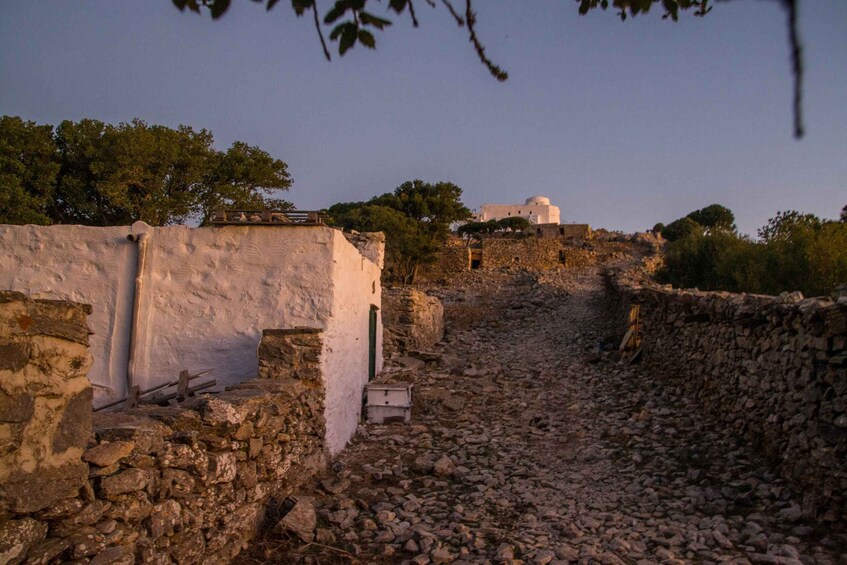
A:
[[1, 1, 845, 236]]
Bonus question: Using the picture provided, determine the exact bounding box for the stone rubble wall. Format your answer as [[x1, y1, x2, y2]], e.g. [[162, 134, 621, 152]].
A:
[[1, 310, 329, 565], [606, 272, 847, 522], [480, 238, 566, 271], [417, 245, 471, 281], [382, 288, 445, 358]]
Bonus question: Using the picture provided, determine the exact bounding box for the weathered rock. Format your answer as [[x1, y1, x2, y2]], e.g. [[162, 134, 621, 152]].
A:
[[433, 455, 455, 477], [275, 496, 316, 543], [0, 517, 48, 565], [99, 468, 152, 499], [83, 441, 136, 467]]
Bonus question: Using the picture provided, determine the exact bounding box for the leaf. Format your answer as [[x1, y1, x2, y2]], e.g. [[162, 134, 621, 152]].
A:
[[578, 0, 591, 15], [172, 0, 188, 11], [324, 1, 349, 23], [339, 23, 358, 55], [209, 0, 231, 19], [330, 22, 346, 40], [267, 0, 282, 11], [360, 11, 392, 29], [388, 0, 407, 13], [358, 29, 375, 48], [662, 0, 679, 21], [600, 0, 608, 9]]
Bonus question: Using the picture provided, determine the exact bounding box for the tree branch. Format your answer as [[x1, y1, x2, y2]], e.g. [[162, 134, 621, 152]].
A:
[[440, 0, 465, 26], [313, 0, 331, 61], [783, 0, 804, 138], [407, 0, 420, 27], [465, 0, 508, 81]]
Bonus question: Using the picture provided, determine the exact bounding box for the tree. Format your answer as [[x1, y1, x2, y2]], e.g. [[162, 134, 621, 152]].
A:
[[658, 206, 847, 296], [0, 116, 59, 225], [661, 216, 701, 242], [686, 204, 735, 233], [756, 209, 822, 243], [497, 216, 531, 232], [840, 204, 846, 223], [172, 0, 806, 138], [328, 179, 471, 283], [1, 116, 291, 227]]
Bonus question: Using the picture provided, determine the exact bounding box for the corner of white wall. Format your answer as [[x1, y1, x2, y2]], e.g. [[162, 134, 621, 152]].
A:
[[321, 229, 384, 455]]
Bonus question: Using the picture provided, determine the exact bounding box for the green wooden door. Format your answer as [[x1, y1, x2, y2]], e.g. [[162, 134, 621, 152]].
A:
[[368, 305, 378, 381]]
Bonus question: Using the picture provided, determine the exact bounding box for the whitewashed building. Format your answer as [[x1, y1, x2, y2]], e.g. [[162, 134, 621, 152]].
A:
[[475, 196, 561, 225], [0, 220, 384, 453]]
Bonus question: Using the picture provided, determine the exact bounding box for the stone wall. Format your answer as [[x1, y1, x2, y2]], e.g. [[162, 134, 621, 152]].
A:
[[0, 292, 94, 540], [382, 288, 445, 358], [1, 312, 328, 564], [533, 223, 592, 239], [417, 245, 470, 281], [480, 238, 566, 271], [606, 272, 847, 522]]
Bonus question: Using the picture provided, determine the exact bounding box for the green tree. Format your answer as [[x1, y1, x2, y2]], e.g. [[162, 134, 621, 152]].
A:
[[332, 204, 435, 284], [497, 216, 531, 232], [686, 203, 735, 233], [757, 210, 822, 243], [2, 116, 291, 227], [198, 141, 292, 224], [661, 216, 701, 242], [839, 204, 846, 223], [329, 179, 470, 283], [658, 207, 847, 296], [0, 116, 59, 225]]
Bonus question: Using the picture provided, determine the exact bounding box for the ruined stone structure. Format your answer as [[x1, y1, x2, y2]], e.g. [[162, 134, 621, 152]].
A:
[[0, 294, 329, 564], [607, 271, 847, 522], [382, 288, 445, 358], [0, 222, 384, 454], [533, 223, 592, 240], [476, 196, 561, 225]]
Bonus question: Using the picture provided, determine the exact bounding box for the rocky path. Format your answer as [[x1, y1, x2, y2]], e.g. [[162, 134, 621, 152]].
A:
[[247, 269, 846, 565]]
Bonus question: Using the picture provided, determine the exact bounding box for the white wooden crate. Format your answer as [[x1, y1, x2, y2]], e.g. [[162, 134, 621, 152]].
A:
[[366, 383, 412, 407], [367, 404, 412, 424]]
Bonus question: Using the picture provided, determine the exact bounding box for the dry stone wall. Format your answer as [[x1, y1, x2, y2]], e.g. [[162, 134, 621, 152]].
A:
[[481, 238, 566, 271], [382, 288, 444, 358], [0, 300, 329, 565], [417, 245, 470, 281], [606, 272, 847, 522]]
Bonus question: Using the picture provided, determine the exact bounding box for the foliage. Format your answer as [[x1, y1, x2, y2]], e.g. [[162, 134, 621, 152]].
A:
[[651, 222, 665, 234], [497, 216, 532, 231], [0, 116, 291, 227], [457, 217, 531, 242], [171, 0, 806, 138], [841, 204, 847, 223], [757, 209, 823, 243], [328, 180, 470, 283], [0, 116, 59, 225], [661, 216, 701, 242], [657, 208, 847, 297], [686, 203, 735, 233]]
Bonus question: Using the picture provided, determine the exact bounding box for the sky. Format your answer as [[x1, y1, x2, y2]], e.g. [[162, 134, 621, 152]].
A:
[[1, 1, 845, 236]]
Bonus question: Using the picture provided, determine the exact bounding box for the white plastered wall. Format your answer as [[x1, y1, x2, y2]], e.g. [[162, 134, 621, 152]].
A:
[[0, 225, 137, 404], [478, 203, 561, 225], [0, 223, 384, 456], [130, 222, 337, 393], [321, 231, 383, 455]]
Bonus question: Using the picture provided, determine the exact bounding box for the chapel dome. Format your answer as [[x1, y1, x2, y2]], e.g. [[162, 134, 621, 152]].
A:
[[525, 196, 551, 206]]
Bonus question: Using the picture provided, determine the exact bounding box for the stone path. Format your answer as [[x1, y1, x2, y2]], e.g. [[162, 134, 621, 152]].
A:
[[247, 268, 847, 564]]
